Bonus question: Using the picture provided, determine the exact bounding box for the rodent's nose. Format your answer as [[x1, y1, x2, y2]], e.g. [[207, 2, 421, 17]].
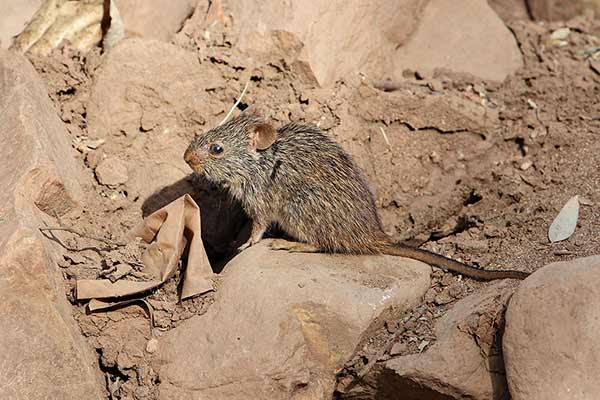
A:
[[184, 147, 202, 171]]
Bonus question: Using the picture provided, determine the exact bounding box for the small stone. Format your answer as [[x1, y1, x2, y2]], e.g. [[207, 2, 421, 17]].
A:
[[456, 239, 489, 252], [424, 289, 437, 304], [389, 342, 407, 356], [553, 249, 573, 256], [483, 225, 504, 238], [427, 79, 443, 92], [107, 264, 132, 283], [448, 284, 466, 299], [550, 27, 570, 41], [520, 160, 533, 170], [84, 138, 105, 150], [434, 291, 453, 305], [146, 338, 158, 354], [95, 157, 128, 186], [418, 340, 430, 353], [385, 320, 399, 334], [85, 151, 103, 169], [440, 274, 453, 287]]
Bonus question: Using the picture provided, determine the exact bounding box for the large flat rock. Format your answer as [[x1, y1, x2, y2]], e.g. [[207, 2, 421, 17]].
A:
[[0, 50, 104, 399], [503, 256, 600, 400], [157, 240, 431, 399]]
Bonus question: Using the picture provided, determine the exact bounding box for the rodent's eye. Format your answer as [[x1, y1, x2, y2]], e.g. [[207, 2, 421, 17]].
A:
[[208, 143, 224, 157]]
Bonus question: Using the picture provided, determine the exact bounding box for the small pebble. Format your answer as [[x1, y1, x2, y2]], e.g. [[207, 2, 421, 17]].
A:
[[146, 338, 159, 354], [550, 27, 570, 41], [520, 160, 533, 170], [440, 274, 453, 287], [95, 156, 128, 186], [390, 342, 407, 356], [554, 249, 573, 256], [434, 292, 453, 305]]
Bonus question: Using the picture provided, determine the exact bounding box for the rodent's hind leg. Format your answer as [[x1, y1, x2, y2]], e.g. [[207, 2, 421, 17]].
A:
[[237, 221, 268, 252], [269, 239, 321, 253]]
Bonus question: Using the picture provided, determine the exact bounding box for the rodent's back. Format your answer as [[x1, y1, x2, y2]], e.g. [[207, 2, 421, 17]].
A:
[[269, 123, 389, 253]]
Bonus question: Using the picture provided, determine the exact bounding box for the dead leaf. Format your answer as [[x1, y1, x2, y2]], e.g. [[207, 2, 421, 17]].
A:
[[548, 195, 579, 242]]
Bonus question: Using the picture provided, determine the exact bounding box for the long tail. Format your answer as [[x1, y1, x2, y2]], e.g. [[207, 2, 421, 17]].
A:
[[384, 243, 529, 281]]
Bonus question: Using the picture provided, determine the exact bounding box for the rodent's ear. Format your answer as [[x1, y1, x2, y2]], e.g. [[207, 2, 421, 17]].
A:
[[248, 123, 276, 150]]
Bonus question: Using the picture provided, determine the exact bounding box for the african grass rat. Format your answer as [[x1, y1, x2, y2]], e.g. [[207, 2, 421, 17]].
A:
[[184, 108, 528, 280]]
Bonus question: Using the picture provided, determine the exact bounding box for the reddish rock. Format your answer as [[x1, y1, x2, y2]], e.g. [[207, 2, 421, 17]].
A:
[[0, 0, 43, 49], [227, 0, 423, 86], [528, 0, 600, 21], [487, 0, 531, 22], [157, 240, 431, 399], [223, 0, 522, 86], [392, 0, 523, 82], [115, 0, 199, 42], [503, 256, 600, 400], [341, 281, 517, 400], [95, 156, 129, 186], [0, 50, 104, 399]]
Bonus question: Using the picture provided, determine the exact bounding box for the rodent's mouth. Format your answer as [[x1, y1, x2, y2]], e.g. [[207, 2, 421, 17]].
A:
[[183, 148, 204, 173], [186, 161, 203, 173]]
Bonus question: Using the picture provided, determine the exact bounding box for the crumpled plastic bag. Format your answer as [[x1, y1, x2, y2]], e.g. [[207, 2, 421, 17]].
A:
[[76, 194, 214, 311]]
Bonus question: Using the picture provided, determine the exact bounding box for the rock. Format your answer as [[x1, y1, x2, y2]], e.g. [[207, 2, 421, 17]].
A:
[[392, 0, 523, 82], [503, 256, 600, 400], [9, 0, 105, 56], [528, 0, 600, 21], [115, 0, 199, 42], [487, 0, 531, 22], [0, 0, 43, 49], [223, 0, 522, 86], [341, 281, 518, 400], [86, 38, 221, 201], [95, 156, 129, 186], [227, 0, 423, 87], [0, 50, 104, 399], [157, 240, 431, 399]]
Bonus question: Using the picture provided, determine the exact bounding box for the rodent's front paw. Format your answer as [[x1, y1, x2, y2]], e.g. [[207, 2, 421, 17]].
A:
[[237, 243, 250, 252]]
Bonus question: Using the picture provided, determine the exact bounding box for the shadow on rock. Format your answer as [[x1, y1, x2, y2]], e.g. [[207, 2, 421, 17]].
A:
[[142, 174, 250, 272]]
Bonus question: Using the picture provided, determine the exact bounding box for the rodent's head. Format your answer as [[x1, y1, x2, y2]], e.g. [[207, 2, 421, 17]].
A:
[[184, 107, 277, 186]]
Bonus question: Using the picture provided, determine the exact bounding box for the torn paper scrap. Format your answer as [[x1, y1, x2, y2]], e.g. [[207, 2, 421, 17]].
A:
[[76, 194, 214, 311]]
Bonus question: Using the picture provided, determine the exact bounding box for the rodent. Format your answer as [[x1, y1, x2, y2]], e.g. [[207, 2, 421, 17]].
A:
[[184, 107, 529, 280]]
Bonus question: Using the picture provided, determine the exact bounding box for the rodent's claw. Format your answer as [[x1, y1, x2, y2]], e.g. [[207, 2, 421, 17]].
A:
[[237, 241, 252, 252]]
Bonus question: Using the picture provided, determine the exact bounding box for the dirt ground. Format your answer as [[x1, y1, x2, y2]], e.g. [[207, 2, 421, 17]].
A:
[[25, 9, 600, 400]]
